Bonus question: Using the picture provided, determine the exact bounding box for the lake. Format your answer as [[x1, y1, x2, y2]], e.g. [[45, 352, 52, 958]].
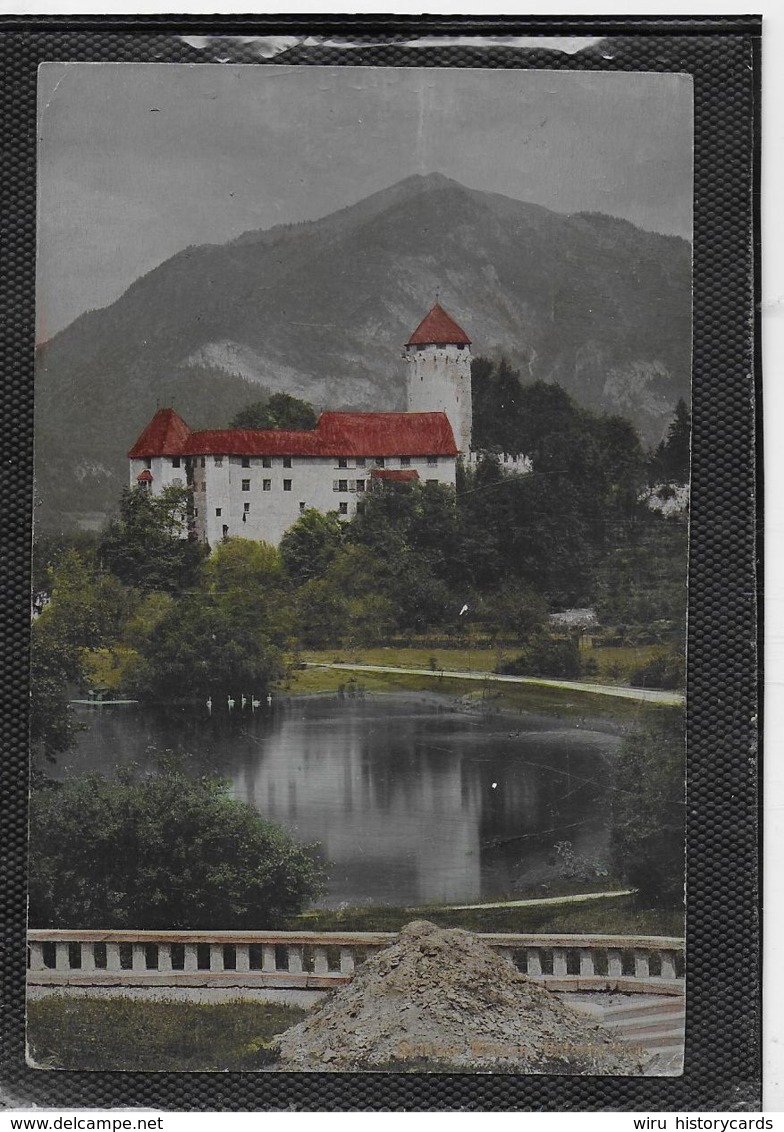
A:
[[58, 693, 621, 909]]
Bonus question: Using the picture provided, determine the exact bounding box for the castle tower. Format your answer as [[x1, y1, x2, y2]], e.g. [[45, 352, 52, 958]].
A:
[[404, 303, 473, 456]]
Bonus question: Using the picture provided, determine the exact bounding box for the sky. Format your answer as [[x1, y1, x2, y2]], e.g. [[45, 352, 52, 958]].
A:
[[37, 62, 693, 340]]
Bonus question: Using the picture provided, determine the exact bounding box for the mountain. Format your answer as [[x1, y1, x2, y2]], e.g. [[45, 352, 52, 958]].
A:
[[34, 173, 691, 533]]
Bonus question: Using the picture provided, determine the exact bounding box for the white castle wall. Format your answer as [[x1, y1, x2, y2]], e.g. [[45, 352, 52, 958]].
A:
[[405, 343, 473, 456], [129, 455, 187, 493], [190, 452, 456, 547]]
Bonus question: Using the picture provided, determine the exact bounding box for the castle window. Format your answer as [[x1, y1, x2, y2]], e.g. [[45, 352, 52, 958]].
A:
[[338, 502, 348, 516], [262, 456, 272, 468], [242, 456, 251, 468], [200, 457, 206, 468], [222, 524, 229, 539], [283, 457, 292, 468], [283, 479, 292, 491], [214, 457, 223, 467], [338, 479, 348, 493], [356, 457, 366, 468], [242, 479, 251, 491], [400, 456, 410, 468], [194, 508, 199, 517], [263, 479, 271, 491], [244, 502, 250, 513], [144, 459, 151, 470], [427, 455, 438, 466], [299, 502, 306, 513], [375, 457, 385, 468], [356, 480, 366, 493], [215, 508, 222, 517], [172, 456, 181, 468], [338, 458, 348, 469]]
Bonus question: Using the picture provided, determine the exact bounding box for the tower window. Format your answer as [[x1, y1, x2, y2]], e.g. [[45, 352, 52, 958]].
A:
[[215, 507, 222, 517], [242, 479, 251, 491], [263, 479, 271, 491], [283, 480, 292, 491], [244, 502, 250, 513]]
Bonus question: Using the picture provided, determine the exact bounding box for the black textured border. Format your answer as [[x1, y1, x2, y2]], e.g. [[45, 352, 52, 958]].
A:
[[0, 15, 761, 1112]]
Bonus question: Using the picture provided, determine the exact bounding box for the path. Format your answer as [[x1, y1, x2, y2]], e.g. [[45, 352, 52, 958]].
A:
[[435, 888, 637, 912], [305, 662, 684, 706]]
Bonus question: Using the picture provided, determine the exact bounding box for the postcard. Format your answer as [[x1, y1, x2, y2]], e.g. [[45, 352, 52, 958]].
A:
[[3, 22, 758, 1112]]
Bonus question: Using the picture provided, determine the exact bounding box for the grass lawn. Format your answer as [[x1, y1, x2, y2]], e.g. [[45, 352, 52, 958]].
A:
[[278, 658, 662, 727], [27, 997, 307, 1072], [291, 893, 684, 938]]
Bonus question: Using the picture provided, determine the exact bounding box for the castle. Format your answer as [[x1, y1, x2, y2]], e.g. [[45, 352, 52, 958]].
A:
[[128, 303, 528, 547]]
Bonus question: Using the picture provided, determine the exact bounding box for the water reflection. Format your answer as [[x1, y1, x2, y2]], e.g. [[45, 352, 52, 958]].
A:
[[58, 695, 619, 908]]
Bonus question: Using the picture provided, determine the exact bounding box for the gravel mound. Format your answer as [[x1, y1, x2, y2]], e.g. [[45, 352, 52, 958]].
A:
[[274, 920, 646, 1073]]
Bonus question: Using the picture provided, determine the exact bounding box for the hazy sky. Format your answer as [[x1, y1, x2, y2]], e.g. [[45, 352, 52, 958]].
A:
[[37, 63, 693, 340]]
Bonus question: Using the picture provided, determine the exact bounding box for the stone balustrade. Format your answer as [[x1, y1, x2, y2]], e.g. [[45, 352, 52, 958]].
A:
[[28, 930, 684, 996]]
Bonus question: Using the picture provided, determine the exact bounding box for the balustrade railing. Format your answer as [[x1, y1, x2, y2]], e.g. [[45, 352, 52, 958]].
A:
[[28, 930, 684, 995]]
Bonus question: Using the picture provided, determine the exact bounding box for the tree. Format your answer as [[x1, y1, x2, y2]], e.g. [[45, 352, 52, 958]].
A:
[[129, 538, 288, 701], [30, 549, 133, 763], [280, 509, 344, 583], [595, 514, 688, 628], [610, 709, 685, 905], [650, 399, 691, 485], [132, 585, 286, 705], [29, 761, 326, 929], [29, 618, 85, 764], [100, 485, 206, 594], [229, 393, 317, 431]]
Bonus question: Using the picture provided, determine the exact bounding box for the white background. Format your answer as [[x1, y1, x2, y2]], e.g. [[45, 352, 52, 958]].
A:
[[0, 0, 778, 1119]]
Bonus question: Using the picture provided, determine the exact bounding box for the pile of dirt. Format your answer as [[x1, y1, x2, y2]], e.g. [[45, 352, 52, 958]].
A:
[[273, 920, 646, 1074]]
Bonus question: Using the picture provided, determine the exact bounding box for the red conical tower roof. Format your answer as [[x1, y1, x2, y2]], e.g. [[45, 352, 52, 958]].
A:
[[406, 303, 471, 347], [127, 407, 192, 458]]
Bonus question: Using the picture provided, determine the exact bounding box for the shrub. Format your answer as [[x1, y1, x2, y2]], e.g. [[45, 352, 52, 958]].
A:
[[629, 650, 685, 690], [29, 760, 326, 929], [497, 634, 582, 679]]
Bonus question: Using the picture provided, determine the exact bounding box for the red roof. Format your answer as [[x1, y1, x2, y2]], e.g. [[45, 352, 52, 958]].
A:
[[129, 410, 457, 459], [128, 408, 192, 458], [370, 468, 420, 483], [136, 469, 153, 482], [315, 412, 457, 457], [406, 303, 471, 347]]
